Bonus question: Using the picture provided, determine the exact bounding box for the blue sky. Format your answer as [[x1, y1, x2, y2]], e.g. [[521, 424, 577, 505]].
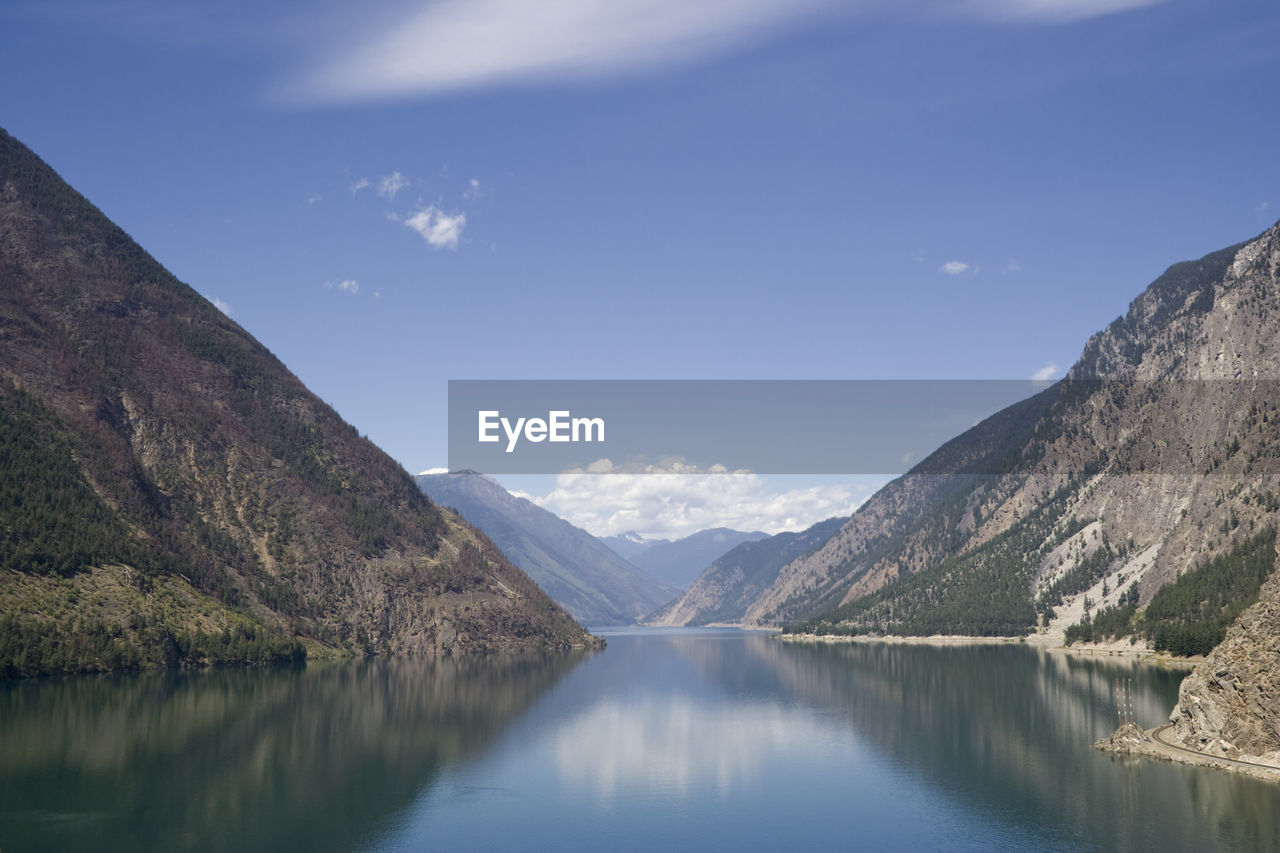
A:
[[2, 0, 1277, 537]]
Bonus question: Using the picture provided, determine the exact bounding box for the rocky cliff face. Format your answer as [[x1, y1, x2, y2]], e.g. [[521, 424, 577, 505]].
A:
[[1168, 564, 1280, 765], [0, 127, 595, 674]]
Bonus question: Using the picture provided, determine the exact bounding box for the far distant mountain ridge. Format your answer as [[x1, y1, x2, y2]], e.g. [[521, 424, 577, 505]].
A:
[[600, 531, 659, 561], [648, 516, 848, 626], [621, 528, 771, 590]]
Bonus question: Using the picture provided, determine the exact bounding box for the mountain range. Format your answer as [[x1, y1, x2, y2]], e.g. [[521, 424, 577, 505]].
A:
[[608, 528, 770, 590], [599, 531, 659, 561], [647, 516, 847, 626], [0, 127, 596, 675], [416, 471, 672, 625]]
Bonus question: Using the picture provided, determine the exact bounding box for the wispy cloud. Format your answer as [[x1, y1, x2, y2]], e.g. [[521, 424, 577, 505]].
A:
[[288, 0, 843, 103], [1004, 259, 1022, 273], [463, 177, 482, 202], [305, 193, 322, 206], [211, 296, 232, 316], [405, 206, 466, 250], [350, 177, 370, 194], [377, 171, 409, 199], [939, 260, 972, 276], [963, 0, 1168, 24], [282, 0, 1167, 102]]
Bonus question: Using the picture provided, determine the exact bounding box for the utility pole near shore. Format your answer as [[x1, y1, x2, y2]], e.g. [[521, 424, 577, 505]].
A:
[[1113, 677, 1135, 727]]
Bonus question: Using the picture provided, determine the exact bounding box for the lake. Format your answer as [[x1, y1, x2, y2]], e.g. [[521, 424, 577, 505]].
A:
[[2, 628, 1278, 852]]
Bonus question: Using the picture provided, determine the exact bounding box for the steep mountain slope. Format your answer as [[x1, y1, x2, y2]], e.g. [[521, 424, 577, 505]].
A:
[[1166, 563, 1280, 763], [416, 471, 671, 624], [646, 516, 846, 626], [736, 222, 1280, 636], [627, 528, 769, 590], [0, 127, 595, 675]]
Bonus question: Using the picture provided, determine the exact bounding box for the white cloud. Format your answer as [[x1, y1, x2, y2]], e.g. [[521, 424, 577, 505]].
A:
[[305, 193, 322, 205], [939, 260, 971, 276], [1004, 259, 1022, 273], [339, 279, 359, 294], [211, 297, 232, 316], [289, 0, 844, 102], [464, 177, 482, 201], [533, 459, 880, 539], [377, 171, 409, 199], [1031, 362, 1059, 382], [405, 205, 467, 250], [418, 467, 450, 475], [350, 177, 370, 194], [553, 695, 856, 802], [963, 0, 1167, 24], [282, 0, 1169, 103]]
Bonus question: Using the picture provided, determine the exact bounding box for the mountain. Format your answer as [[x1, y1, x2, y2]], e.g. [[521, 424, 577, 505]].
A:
[[730, 221, 1280, 764], [415, 471, 672, 624], [600, 531, 660, 561], [720, 225, 1280, 639], [0, 127, 596, 676], [626, 528, 771, 590], [646, 516, 847, 626]]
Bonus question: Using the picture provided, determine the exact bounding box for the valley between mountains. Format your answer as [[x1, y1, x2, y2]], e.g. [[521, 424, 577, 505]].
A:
[[3, 121, 1280, 774]]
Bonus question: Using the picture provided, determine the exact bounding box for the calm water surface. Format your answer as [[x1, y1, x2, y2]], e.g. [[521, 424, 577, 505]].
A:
[[2, 628, 1278, 852]]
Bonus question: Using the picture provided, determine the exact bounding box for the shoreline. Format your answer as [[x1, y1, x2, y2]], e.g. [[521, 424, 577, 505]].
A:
[[777, 631, 1201, 666], [1099, 724, 1280, 784]]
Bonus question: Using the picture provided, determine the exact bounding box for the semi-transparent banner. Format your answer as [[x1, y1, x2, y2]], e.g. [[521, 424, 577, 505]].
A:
[[448, 378, 1280, 475], [447, 379, 1061, 475]]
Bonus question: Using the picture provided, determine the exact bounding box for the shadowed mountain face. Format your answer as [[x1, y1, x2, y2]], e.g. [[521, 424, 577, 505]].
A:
[[0, 127, 595, 674], [416, 472, 672, 625], [647, 516, 847, 626]]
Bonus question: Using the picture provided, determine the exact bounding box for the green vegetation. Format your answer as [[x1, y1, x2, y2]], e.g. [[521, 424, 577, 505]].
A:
[[1065, 528, 1276, 655], [0, 613, 305, 677], [1038, 540, 1114, 608], [792, 481, 1085, 637], [1064, 583, 1138, 646], [0, 386, 160, 576], [0, 565, 307, 677], [1145, 528, 1276, 655]]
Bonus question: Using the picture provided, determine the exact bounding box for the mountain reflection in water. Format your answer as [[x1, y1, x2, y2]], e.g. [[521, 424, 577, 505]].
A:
[[3, 630, 1278, 853], [0, 652, 586, 852]]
